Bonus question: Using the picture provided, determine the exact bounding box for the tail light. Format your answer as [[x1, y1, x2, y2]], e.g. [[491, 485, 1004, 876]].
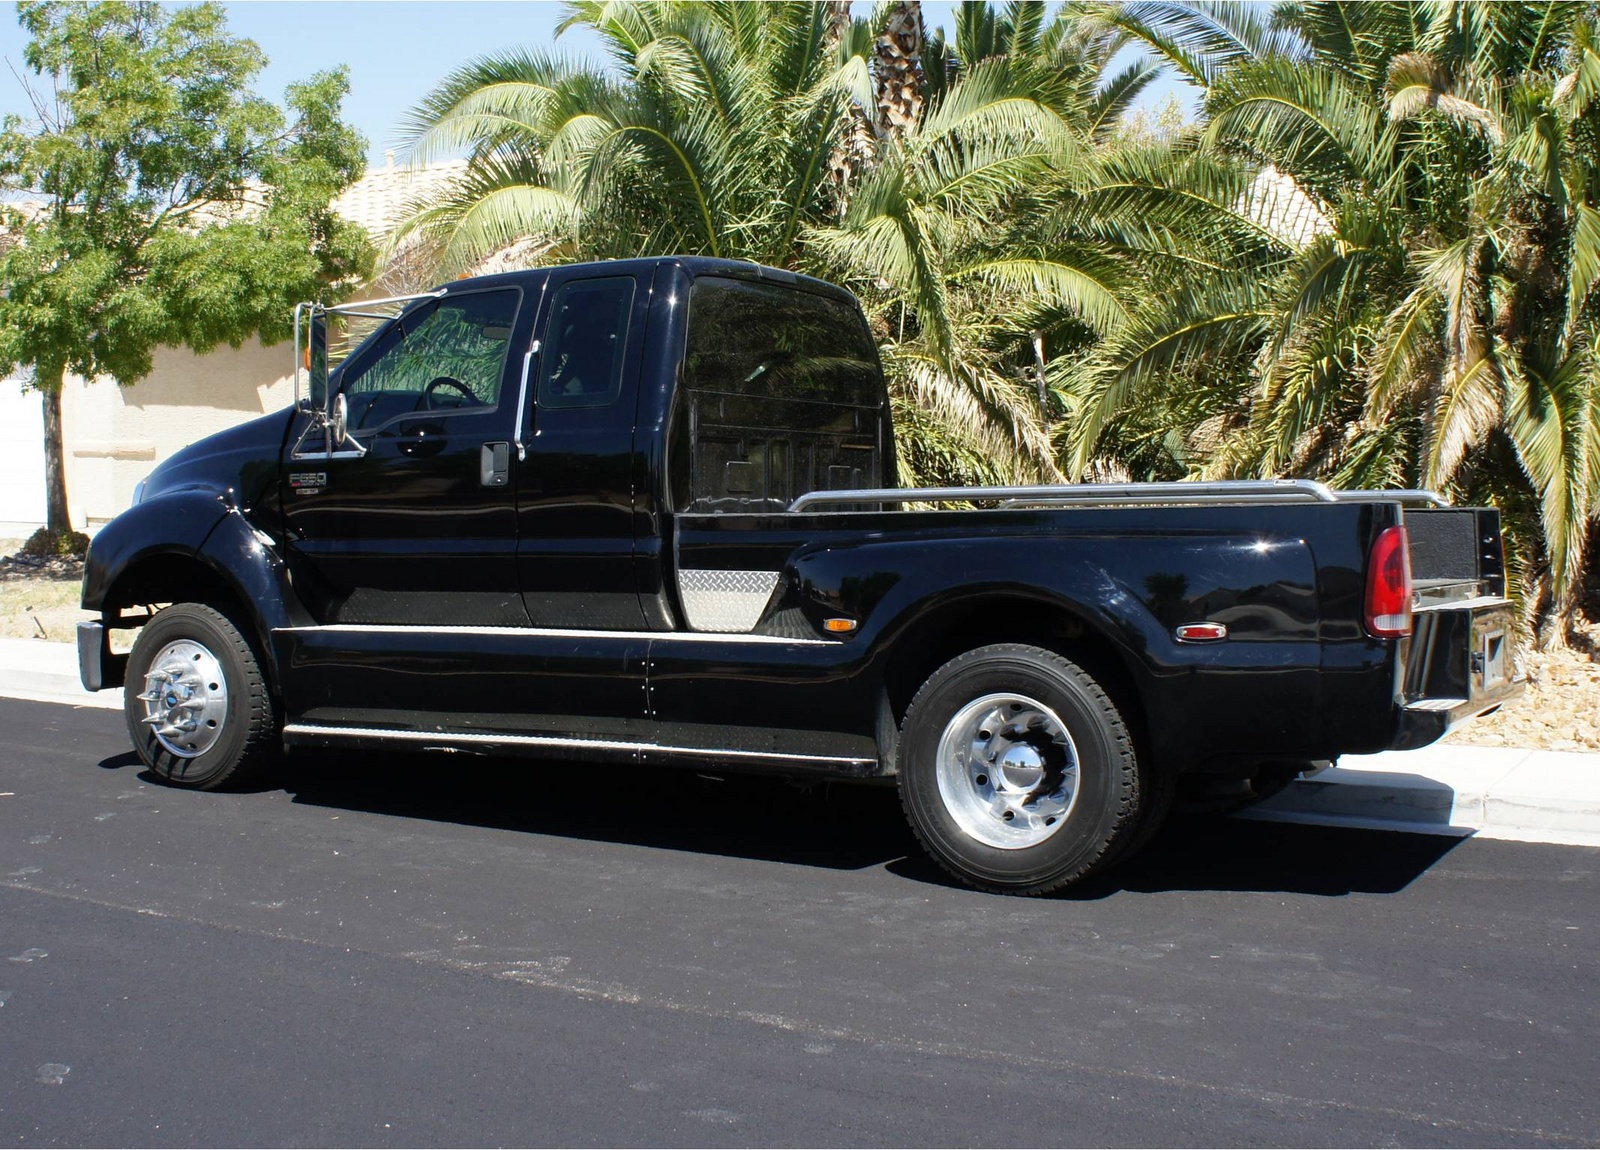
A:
[[1364, 524, 1413, 638]]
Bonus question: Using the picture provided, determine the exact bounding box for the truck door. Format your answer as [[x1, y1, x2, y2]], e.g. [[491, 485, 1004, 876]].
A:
[[281, 284, 531, 626], [518, 269, 651, 628]]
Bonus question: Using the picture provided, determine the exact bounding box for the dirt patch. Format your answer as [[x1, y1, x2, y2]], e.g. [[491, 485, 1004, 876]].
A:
[[0, 539, 92, 643], [1444, 617, 1600, 752]]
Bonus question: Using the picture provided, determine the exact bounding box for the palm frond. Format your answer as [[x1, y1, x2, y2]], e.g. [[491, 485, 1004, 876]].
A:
[[1079, 0, 1297, 86]]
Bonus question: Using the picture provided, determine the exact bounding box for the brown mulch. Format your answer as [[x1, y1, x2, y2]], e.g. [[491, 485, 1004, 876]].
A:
[[0, 553, 85, 582]]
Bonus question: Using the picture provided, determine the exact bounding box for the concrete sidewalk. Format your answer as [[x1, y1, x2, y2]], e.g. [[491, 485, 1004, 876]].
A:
[[0, 636, 121, 711], [0, 636, 1594, 846]]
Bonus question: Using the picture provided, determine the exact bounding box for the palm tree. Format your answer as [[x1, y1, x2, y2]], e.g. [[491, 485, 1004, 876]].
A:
[[391, 2, 867, 270], [391, 1, 1153, 486], [1061, 1, 1600, 642], [804, 1, 1162, 481]]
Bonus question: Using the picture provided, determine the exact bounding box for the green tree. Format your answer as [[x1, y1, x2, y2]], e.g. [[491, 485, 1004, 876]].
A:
[[0, 1, 373, 534], [1062, 0, 1600, 642]]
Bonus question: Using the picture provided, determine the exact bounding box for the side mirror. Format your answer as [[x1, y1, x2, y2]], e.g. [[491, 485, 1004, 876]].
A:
[[306, 311, 329, 410], [330, 392, 349, 446]]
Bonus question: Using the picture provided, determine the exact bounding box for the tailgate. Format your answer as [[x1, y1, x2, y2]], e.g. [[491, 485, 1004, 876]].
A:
[[1393, 507, 1525, 749]]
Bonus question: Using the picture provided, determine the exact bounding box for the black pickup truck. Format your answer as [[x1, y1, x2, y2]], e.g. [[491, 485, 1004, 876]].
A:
[[77, 256, 1522, 894]]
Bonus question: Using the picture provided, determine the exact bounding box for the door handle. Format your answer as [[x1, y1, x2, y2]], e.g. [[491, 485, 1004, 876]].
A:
[[480, 441, 510, 487], [397, 424, 446, 458]]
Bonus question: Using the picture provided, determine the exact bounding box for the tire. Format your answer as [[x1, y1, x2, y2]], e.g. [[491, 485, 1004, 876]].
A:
[[897, 644, 1142, 895], [124, 603, 277, 790]]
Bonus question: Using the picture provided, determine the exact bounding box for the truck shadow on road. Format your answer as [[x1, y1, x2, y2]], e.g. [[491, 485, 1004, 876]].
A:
[[891, 817, 1465, 898], [274, 751, 919, 873], [247, 751, 1463, 898]]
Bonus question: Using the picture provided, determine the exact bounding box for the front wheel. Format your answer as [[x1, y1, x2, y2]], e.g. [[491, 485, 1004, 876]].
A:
[[897, 644, 1142, 895], [124, 603, 277, 790]]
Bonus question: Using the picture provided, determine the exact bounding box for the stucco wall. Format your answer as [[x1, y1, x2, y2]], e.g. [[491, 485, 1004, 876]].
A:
[[61, 337, 296, 532]]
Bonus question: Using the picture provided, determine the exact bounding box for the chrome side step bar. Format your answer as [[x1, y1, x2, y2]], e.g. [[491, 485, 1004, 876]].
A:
[[789, 479, 1450, 513], [281, 723, 877, 771]]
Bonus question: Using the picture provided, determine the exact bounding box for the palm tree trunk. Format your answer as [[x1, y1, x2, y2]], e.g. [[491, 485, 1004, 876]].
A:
[[823, 0, 851, 47], [40, 365, 71, 535], [874, 1, 925, 144], [824, 1, 874, 217]]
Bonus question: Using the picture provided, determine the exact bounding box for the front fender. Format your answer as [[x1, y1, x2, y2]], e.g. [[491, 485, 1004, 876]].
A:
[[83, 492, 311, 685], [196, 509, 315, 646], [81, 489, 232, 611]]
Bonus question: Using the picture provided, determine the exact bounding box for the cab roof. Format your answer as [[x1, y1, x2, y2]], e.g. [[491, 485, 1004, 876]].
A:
[[440, 255, 860, 309]]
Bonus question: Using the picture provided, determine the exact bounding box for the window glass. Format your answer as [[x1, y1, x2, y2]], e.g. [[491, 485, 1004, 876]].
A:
[[341, 289, 519, 430], [680, 277, 884, 510], [538, 277, 636, 409]]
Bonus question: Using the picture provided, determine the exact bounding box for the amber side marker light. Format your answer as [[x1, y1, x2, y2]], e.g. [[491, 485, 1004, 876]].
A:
[[823, 618, 858, 634]]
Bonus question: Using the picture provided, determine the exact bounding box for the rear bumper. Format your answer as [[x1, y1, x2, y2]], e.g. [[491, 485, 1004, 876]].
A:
[[1390, 596, 1524, 751]]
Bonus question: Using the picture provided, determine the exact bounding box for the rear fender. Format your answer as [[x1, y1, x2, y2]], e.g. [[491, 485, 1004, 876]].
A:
[[780, 532, 1324, 771]]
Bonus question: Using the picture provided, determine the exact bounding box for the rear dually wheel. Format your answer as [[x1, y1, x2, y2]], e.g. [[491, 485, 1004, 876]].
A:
[[898, 644, 1144, 895]]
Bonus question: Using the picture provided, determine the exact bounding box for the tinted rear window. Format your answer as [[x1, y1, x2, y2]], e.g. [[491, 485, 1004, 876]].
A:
[[680, 277, 885, 511]]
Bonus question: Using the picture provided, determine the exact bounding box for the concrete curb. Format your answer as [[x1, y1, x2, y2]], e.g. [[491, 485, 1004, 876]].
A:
[[1244, 744, 1600, 846], [0, 638, 1594, 846]]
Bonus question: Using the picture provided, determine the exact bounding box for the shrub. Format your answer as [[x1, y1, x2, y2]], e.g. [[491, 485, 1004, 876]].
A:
[[22, 527, 89, 559]]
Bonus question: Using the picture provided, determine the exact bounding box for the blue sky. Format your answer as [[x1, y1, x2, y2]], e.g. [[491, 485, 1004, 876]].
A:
[[0, 1, 1196, 169]]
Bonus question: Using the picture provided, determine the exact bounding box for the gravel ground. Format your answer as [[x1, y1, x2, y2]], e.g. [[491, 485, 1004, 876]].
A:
[[0, 540, 1591, 752]]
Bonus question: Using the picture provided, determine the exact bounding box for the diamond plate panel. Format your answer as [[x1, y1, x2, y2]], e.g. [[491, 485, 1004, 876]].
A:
[[678, 569, 781, 632]]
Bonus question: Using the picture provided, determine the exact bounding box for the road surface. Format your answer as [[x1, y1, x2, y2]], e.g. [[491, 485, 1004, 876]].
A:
[[0, 697, 1594, 1146]]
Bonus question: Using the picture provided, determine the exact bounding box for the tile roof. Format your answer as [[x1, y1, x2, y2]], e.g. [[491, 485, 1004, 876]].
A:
[[332, 152, 467, 237], [1, 153, 466, 242]]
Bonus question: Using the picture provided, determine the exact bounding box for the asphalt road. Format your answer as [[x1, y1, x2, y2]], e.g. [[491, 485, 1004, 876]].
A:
[[0, 696, 1595, 1148]]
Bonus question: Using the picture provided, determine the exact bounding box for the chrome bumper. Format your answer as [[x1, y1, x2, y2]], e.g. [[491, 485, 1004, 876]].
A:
[[76, 620, 127, 692], [1391, 597, 1526, 750]]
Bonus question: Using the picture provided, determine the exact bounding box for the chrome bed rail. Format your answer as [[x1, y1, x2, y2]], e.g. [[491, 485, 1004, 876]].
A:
[[787, 480, 1450, 513]]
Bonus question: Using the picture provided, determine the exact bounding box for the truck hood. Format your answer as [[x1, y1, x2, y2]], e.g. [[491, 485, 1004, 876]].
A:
[[137, 407, 296, 510]]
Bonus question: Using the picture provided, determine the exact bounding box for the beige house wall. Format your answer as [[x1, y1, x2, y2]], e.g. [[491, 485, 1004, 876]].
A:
[[61, 338, 297, 532]]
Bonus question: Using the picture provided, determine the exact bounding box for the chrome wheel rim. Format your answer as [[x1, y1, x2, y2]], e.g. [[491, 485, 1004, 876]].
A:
[[935, 692, 1080, 850], [137, 639, 228, 759]]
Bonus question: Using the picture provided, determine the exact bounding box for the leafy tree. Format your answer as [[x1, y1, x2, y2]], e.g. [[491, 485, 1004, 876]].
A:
[[1063, 0, 1600, 642], [0, 1, 373, 533]]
